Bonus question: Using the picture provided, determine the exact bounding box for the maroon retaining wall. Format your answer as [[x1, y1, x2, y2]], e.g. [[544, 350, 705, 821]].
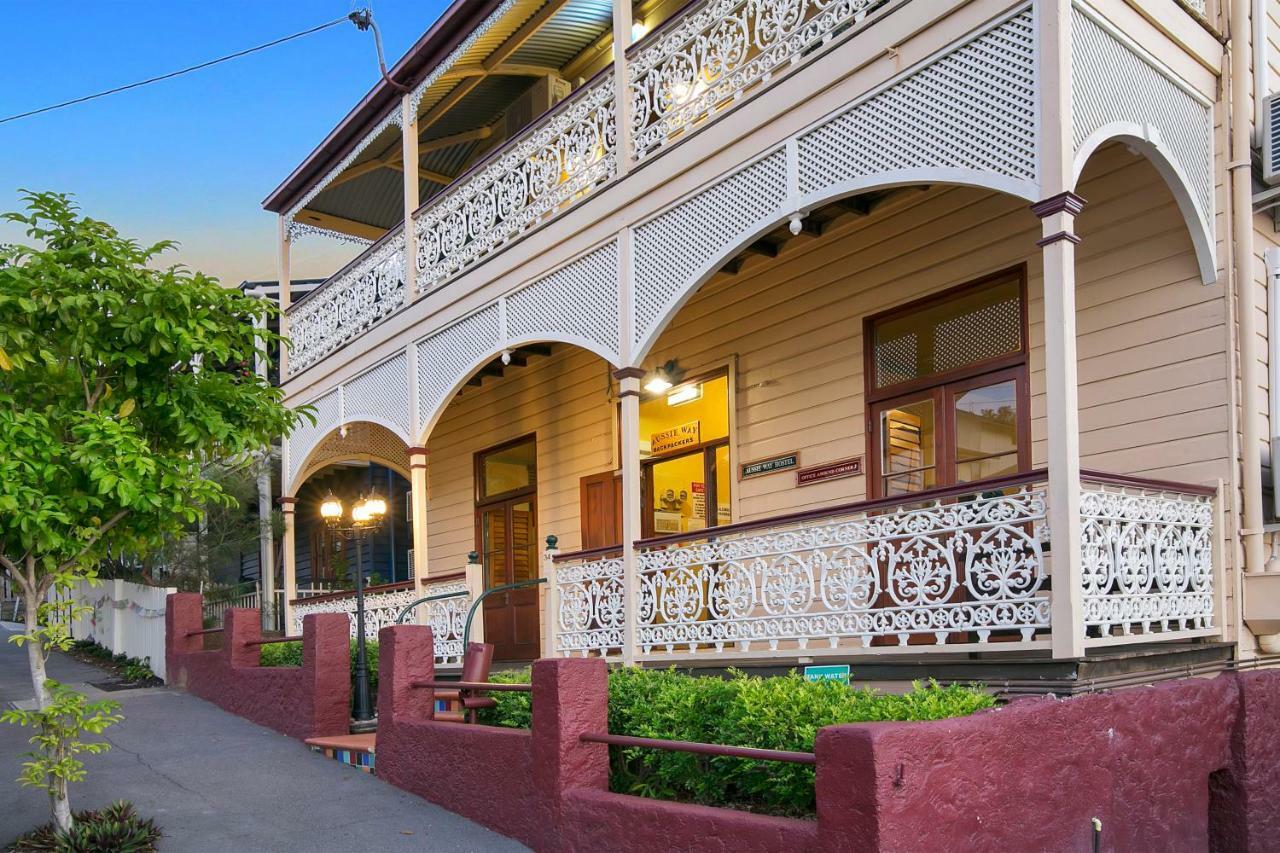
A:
[[372, 625, 1280, 853], [165, 593, 350, 741]]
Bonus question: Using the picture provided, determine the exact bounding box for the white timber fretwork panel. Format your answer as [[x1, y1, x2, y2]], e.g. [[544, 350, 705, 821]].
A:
[[1069, 3, 1214, 279], [343, 352, 412, 441], [796, 7, 1038, 201], [632, 149, 790, 355], [415, 303, 502, 437], [505, 239, 621, 364], [285, 389, 339, 488]]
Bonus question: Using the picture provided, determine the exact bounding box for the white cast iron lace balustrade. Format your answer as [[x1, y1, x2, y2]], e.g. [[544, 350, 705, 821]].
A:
[[413, 71, 616, 291], [287, 228, 406, 374], [290, 578, 471, 665], [554, 481, 1050, 658], [628, 0, 891, 159], [1079, 478, 1215, 640]]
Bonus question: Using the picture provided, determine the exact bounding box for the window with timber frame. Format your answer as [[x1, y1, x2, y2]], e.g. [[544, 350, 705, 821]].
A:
[[865, 267, 1030, 498]]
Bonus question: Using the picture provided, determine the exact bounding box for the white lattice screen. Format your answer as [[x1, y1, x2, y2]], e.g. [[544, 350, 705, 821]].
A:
[[297, 422, 410, 484], [342, 352, 411, 441], [797, 9, 1038, 199], [286, 390, 339, 487], [632, 149, 789, 353], [1070, 6, 1213, 227], [415, 303, 502, 435], [506, 240, 621, 363]]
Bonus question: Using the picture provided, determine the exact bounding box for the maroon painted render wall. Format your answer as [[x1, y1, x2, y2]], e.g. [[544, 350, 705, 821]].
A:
[[165, 593, 350, 741], [371, 627, 1280, 853]]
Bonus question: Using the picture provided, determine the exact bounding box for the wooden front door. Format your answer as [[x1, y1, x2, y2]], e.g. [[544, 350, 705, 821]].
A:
[[476, 435, 540, 661]]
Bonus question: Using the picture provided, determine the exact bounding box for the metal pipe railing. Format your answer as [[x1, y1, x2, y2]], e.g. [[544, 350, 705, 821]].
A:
[[461, 577, 546, 646], [579, 732, 815, 765], [395, 589, 470, 625]]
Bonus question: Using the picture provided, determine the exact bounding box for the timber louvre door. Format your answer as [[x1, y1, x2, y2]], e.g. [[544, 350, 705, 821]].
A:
[[475, 435, 540, 661]]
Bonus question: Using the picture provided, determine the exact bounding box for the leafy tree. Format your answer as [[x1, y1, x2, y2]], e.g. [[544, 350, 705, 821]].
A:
[[0, 191, 303, 830]]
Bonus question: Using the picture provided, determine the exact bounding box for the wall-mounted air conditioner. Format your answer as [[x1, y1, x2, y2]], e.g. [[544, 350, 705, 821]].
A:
[[1263, 93, 1280, 186]]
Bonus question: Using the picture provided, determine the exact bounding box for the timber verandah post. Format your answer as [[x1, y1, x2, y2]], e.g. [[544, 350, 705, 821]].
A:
[[408, 446, 430, 623], [1035, 0, 1086, 659], [280, 496, 298, 637]]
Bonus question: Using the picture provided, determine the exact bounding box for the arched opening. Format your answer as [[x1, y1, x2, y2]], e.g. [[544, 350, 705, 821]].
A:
[[417, 340, 621, 662], [287, 422, 413, 598], [1073, 124, 1216, 285]]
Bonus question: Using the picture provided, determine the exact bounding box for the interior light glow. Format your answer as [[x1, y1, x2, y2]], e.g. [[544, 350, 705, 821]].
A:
[[666, 384, 702, 406]]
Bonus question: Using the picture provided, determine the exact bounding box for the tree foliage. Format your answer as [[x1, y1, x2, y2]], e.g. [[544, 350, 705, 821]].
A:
[[0, 190, 305, 831], [0, 190, 300, 598]]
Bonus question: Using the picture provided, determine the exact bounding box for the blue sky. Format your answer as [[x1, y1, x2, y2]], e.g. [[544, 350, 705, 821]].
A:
[[0, 1, 451, 285]]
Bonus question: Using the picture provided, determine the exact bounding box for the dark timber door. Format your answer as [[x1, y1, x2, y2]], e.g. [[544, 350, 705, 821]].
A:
[[476, 436, 540, 661]]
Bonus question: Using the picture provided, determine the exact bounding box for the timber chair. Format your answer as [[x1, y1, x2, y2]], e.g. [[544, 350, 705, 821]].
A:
[[432, 642, 497, 724]]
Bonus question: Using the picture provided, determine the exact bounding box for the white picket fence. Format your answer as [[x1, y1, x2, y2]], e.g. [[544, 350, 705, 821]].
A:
[[61, 579, 175, 681]]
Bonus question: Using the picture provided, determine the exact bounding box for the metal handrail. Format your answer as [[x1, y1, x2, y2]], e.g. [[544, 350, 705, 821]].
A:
[[579, 732, 816, 765], [462, 577, 546, 646], [395, 589, 470, 625], [411, 680, 533, 693]]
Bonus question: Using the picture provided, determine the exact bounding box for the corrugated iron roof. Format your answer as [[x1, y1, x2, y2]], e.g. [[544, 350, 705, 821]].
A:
[[285, 0, 615, 235]]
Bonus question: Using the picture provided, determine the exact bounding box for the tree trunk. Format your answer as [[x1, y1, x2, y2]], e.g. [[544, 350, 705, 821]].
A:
[[23, 587, 50, 709], [22, 585, 74, 833]]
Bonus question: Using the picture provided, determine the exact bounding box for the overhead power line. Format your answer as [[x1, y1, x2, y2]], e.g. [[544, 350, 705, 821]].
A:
[[0, 13, 362, 126]]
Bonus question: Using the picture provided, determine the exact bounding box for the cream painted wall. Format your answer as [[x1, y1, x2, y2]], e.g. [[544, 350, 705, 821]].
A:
[[420, 144, 1233, 638]]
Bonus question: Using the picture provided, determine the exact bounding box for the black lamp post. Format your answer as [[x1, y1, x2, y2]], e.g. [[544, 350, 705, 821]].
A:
[[320, 490, 386, 725]]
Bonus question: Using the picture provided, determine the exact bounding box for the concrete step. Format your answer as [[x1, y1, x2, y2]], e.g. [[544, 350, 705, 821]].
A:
[[305, 733, 376, 773]]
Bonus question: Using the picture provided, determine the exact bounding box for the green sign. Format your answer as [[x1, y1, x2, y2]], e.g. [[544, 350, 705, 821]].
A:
[[740, 451, 799, 480], [803, 664, 850, 684]]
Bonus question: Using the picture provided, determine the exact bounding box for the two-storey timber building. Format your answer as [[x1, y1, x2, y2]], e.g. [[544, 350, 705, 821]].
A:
[[261, 0, 1280, 686]]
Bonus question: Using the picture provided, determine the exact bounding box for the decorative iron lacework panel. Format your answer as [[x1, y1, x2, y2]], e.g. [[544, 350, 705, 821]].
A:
[[1079, 483, 1215, 638], [507, 240, 621, 363], [415, 304, 502, 434], [342, 353, 411, 440], [555, 556, 626, 655], [413, 73, 616, 292], [1071, 6, 1212, 225], [797, 8, 1038, 197], [287, 231, 406, 375], [632, 149, 788, 351], [292, 578, 471, 666], [286, 390, 339, 486], [629, 0, 892, 159], [296, 422, 410, 487], [554, 487, 1050, 657]]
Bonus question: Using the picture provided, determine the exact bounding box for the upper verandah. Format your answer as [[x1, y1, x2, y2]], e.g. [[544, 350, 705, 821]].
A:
[[263, 0, 677, 242]]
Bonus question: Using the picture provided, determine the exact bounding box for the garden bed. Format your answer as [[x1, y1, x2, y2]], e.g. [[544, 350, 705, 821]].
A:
[[65, 640, 163, 689], [477, 667, 993, 815]]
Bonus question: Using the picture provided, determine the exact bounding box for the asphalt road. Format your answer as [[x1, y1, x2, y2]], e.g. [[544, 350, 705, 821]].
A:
[[0, 622, 526, 852]]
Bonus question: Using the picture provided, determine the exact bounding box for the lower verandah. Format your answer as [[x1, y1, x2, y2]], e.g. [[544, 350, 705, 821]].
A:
[[374, 143, 1232, 661]]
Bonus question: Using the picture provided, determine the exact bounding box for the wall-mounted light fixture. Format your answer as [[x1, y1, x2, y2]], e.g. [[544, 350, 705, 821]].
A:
[[643, 359, 684, 395]]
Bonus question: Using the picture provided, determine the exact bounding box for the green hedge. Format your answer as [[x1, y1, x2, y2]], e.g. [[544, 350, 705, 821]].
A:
[[477, 668, 993, 814], [258, 639, 379, 709]]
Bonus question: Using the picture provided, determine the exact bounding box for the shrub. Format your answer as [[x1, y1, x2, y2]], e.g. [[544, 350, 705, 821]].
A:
[[477, 668, 993, 814], [10, 800, 161, 851], [257, 639, 377, 711]]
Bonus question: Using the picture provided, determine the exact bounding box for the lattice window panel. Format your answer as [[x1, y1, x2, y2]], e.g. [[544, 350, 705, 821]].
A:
[[1071, 7, 1213, 227], [506, 240, 621, 363], [286, 390, 339, 487], [342, 352, 411, 440], [874, 333, 919, 389], [415, 303, 502, 433], [934, 297, 1021, 373], [632, 149, 788, 350], [299, 422, 410, 482], [797, 10, 1038, 197]]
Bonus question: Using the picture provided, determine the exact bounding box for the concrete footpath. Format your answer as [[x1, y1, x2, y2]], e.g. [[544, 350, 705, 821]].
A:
[[0, 623, 526, 852]]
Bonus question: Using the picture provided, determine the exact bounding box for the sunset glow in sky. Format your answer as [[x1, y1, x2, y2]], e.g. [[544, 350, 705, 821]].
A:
[[0, 1, 451, 286]]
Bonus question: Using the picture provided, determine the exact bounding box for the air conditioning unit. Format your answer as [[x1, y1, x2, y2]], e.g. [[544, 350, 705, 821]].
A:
[[1263, 93, 1280, 185], [505, 75, 572, 139]]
